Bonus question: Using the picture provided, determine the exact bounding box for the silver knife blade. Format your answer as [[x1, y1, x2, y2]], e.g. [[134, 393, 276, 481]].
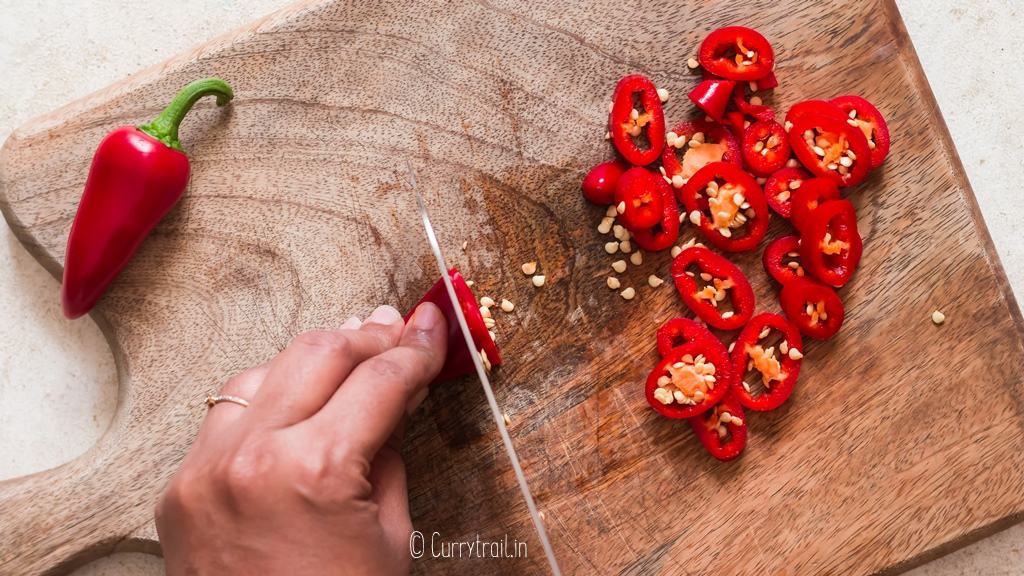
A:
[[405, 162, 562, 576]]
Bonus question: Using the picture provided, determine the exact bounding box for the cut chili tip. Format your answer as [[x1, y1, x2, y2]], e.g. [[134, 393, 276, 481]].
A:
[[932, 310, 946, 325]]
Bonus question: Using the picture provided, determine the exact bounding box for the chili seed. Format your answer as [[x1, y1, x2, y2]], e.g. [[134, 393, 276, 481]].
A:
[[612, 259, 627, 273], [500, 299, 515, 312], [932, 310, 946, 325], [521, 261, 538, 275], [607, 276, 620, 289], [605, 241, 619, 254], [532, 275, 546, 287], [621, 287, 636, 300], [480, 296, 495, 307], [630, 251, 643, 266]]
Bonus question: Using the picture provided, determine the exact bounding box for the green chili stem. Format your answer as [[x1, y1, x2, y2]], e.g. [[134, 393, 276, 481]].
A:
[[138, 77, 233, 152]]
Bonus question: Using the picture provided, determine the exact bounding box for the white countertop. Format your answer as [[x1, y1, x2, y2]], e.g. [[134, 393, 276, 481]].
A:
[[1, 0, 1021, 574]]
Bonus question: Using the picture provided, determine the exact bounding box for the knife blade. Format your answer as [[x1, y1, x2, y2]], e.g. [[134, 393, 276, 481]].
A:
[[404, 162, 562, 575]]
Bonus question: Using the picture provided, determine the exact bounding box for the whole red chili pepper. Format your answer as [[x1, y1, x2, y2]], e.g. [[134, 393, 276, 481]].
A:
[[61, 78, 234, 319]]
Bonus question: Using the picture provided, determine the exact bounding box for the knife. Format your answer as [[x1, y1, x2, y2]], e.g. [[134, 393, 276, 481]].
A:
[[405, 162, 562, 575]]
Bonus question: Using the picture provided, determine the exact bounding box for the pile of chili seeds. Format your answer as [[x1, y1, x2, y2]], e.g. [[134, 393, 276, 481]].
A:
[[580, 26, 891, 461]]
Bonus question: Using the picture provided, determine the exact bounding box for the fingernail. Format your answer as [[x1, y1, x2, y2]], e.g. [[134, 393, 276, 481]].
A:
[[406, 387, 429, 415], [339, 316, 362, 330], [410, 302, 442, 330], [365, 305, 402, 327]]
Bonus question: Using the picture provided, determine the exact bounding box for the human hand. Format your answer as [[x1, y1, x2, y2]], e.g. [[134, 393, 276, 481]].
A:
[[156, 303, 447, 576]]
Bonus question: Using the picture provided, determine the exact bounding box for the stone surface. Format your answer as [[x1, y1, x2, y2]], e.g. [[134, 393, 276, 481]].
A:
[[0, 0, 1019, 574]]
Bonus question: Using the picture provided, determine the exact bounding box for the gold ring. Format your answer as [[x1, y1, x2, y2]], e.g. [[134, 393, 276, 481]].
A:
[[205, 394, 251, 409]]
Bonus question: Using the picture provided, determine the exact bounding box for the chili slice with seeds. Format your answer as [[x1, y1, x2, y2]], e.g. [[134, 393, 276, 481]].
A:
[[763, 235, 805, 284], [741, 120, 790, 176], [680, 161, 769, 253], [764, 166, 810, 218], [780, 277, 845, 339], [698, 26, 776, 81], [609, 74, 666, 166], [689, 391, 747, 461], [645, 340, 731, 419], [661, 120, 741, 186], [671, 245, 755, 330], [732, 313, 803, 411], [788, 111, 871, 187], [830, 95, 890, 168], [799, 199, 863, 287]]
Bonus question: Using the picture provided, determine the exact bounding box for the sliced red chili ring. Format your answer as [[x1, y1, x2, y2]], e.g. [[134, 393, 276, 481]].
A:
[[687, 78, 736, 123], [762, 235, 806, 284], [670, 245, 755, 330], [679, 161, 769, 253], [656, 317, 716, 356], [731, 313, 803, 411], [698, 26, 775, 81], [764, 166, 810, 218], [789, 177, 840, 231], [741, 120, 790, 176], [632, 176, 680, 252], [609, 74, 666, 166], [661, 120, 741, 187], [799, 199, 863, 287], [830, 95, 890, 169], [581, 160, 627, 205], [688, 391, 747, 461], [785, 99, 846, 126], [788, 111, 871, 187], [645, 340, 731, 419], [780, 277, 845, 339], [613, 167, 664, 231]]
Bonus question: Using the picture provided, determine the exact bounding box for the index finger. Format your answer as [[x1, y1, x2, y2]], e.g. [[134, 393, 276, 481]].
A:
[[298, 302, 447, 460]]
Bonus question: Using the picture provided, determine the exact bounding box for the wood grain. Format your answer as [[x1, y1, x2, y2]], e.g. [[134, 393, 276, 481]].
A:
[[2, 0, 1023, 574]]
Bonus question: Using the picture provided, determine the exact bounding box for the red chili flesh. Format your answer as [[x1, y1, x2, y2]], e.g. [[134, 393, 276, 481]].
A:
[[670, 246, 755, 330], [731, 313, 803, 411], [679, 161, 769, 252], [609, 75, 666, 166]]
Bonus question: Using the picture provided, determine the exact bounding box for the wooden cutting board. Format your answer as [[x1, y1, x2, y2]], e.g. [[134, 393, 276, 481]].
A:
[[2, 0, 1023, 574]]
